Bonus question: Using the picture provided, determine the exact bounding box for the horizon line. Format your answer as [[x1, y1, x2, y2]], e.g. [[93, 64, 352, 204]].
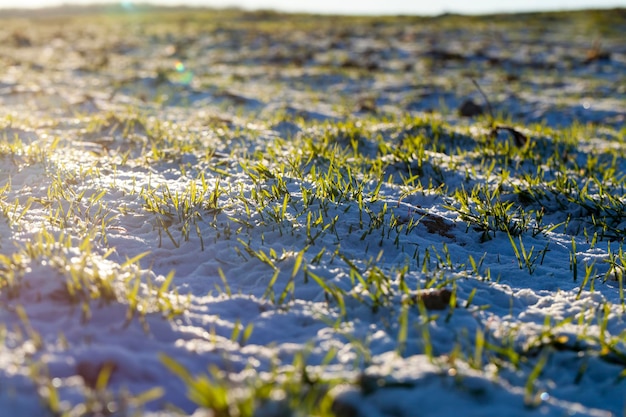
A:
[[0, 1, 624, 16]]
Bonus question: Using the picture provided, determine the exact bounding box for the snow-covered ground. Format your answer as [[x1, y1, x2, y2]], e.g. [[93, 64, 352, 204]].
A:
[[0, 7, 625, 417]]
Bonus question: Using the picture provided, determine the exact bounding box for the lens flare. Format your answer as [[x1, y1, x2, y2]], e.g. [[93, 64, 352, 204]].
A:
[[174, 61, 193, 85]]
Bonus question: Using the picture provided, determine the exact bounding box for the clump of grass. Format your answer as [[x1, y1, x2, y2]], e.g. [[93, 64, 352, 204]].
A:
[[141, 174, 223, 250], [160, 351, 339, 417]]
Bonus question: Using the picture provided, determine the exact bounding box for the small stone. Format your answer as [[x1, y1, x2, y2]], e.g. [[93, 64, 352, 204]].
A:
[[331, 399, 360, 417], [76, 361, 118, 389], [415, 288, 453, 310], [458, 99, 484, 117]]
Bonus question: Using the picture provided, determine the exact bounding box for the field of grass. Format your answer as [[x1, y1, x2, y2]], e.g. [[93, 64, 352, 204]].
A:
[[0, 5, 625, 416]]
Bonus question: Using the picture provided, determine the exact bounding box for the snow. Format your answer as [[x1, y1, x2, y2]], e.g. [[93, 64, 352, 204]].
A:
[[0, 6, 625, 417]]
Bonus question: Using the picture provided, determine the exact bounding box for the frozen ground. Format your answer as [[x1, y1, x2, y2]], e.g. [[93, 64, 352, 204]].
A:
[[0, 6, 625, 417]]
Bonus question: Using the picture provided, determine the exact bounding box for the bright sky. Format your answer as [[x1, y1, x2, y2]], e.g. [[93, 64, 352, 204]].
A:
[[0, 0, 624, 14]]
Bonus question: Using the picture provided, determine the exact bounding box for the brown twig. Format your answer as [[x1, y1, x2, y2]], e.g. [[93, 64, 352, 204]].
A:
[[471, 78, 528, 148], [471, 78, 495, 126]]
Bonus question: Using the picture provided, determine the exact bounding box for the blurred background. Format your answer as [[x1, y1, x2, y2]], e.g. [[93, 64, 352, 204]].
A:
[[0, 0, 624, 14]]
